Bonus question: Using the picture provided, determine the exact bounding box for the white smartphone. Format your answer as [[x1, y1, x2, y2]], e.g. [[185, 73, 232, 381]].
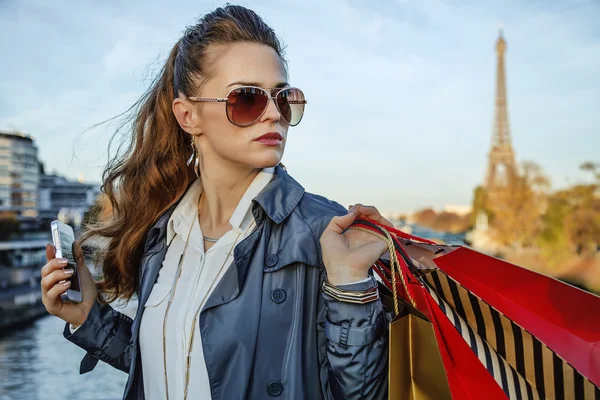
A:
[[50, 220, 83, 303]]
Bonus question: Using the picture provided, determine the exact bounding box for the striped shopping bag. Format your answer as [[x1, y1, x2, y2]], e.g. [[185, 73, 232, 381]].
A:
[[351, 219, 600, 400]]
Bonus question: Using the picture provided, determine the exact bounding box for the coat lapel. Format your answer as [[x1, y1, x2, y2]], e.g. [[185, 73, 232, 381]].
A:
[[201, 166, 305, 310]]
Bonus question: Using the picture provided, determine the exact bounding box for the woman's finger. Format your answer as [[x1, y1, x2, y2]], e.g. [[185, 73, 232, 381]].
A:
[[323, 211, 357, 236], [41, 257, 69, 278], [46, 280, 71, 305], [41, 268, 74, 292], [350, 204, 394, 228], [45, 243, 55, 262]]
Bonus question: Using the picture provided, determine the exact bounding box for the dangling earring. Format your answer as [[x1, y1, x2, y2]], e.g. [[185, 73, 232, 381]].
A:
[[186, 138, 200, 178]]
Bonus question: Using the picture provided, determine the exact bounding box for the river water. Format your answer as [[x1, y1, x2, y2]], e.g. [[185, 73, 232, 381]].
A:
[[0, 314, 127, 400]]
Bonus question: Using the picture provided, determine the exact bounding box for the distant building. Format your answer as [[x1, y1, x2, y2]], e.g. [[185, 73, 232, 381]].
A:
[[0, 129, 101, 232], [38, 172, 101, 230], [0, 131, 40, 230], [442, 205, 472, 217]]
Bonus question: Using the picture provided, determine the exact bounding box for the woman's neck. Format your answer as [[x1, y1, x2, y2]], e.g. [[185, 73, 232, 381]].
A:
[[198, 162, 261, 232]]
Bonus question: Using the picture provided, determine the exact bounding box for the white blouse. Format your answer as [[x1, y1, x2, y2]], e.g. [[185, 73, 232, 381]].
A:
[[138, 167, 274, 399]]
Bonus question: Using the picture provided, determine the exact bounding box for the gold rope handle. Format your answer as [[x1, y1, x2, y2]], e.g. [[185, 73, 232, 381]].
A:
[[347, 226, 416, 314]]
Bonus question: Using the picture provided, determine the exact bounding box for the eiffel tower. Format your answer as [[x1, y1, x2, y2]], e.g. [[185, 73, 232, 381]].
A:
[[485, 30, 517, 193]]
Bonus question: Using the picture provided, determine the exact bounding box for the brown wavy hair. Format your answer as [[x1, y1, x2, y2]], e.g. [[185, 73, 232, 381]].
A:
[[79, 4, 287, 304]]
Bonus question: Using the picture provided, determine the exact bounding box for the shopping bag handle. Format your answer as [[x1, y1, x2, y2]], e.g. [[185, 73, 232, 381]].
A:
[[355, 218, 438, 245], [348, 218, 418, 315]]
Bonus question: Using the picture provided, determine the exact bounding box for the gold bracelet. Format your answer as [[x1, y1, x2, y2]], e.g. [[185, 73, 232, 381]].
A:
[[322, 280, 380, 304]]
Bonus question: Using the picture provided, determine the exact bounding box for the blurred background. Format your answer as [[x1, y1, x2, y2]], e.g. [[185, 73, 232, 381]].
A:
[[1, 0, 599, 399]]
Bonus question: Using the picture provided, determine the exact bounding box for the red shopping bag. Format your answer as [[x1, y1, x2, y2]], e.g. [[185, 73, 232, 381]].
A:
[[353, 219, 600, 399], [433, 247, 600, 389]]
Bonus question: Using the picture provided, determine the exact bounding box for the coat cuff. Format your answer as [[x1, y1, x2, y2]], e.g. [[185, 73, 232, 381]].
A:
[[62, 300, 133, 374], [322, 275, 386, 347]]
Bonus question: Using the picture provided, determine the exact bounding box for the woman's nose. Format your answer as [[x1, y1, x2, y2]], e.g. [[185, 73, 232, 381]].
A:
[[260, 97, 281, 123]]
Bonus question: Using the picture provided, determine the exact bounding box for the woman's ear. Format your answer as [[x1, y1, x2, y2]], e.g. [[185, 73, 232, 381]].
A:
[[172, 97, 200, 135]]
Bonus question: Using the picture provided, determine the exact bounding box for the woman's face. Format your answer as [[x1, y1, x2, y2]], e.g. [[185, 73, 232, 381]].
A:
[[184, 42, 291, 171]]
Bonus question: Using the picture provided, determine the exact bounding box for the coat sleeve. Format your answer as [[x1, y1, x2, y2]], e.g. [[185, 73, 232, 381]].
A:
[[318, 268, 389, 399], [62, 298, 135, 374]]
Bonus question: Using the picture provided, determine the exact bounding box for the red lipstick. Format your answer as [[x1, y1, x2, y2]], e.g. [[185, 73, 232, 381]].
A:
[[255, 132, 283, 146]]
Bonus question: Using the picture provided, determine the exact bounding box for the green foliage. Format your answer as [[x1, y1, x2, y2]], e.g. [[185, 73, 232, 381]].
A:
[[538, 183, 600, 257], [535, 162, 600, 262]]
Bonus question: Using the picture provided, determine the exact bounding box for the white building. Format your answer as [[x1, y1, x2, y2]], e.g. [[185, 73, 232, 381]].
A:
[[442, 205, 472, 216], [0, 130, 101, 231], [0, 131, 40, 230], [38, 172, 101, 230]]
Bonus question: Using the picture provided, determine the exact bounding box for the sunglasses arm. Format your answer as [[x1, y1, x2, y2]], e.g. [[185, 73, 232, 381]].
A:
[[187, 97, 228, 103]]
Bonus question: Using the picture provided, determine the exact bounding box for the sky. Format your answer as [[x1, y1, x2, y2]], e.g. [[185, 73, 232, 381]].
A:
[[1, 0, 599, 214]]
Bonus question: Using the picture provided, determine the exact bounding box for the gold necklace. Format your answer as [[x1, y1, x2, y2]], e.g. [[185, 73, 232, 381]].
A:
[[161, 193, 256, 400]]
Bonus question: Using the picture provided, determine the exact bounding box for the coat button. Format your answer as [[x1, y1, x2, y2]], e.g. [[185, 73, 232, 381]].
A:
[[265, 254, 278, 267], [270, 289, 286, 304], [267, 381, 283, 396]]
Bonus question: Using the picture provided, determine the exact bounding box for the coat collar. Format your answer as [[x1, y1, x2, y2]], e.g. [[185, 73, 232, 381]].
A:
[[252, 164, 305, 224], [143, 164, 305, 254], [165, 167, 276, 247]]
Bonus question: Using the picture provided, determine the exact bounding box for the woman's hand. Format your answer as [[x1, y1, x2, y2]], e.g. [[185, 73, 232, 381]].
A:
[[320, 204, 394, 286], [41, 240, 99, 327]]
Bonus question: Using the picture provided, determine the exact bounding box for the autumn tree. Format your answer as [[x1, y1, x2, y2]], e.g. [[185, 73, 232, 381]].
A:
[[580, 161, 600, 183], [538, 161, 600, 261], [413, 208, 437, 227], [486, 161, 550, 248]]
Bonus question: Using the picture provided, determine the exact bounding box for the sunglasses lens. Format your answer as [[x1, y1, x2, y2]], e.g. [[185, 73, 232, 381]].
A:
[[226, 87, 269, 126], [276, 88, 305, 126]]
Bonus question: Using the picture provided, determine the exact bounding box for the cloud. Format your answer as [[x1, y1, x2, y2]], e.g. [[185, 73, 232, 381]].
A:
[[1, 0, 599, 211]]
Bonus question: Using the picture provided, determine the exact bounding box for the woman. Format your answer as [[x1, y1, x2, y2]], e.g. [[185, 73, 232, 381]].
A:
[[41, 5, 390, 399]]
